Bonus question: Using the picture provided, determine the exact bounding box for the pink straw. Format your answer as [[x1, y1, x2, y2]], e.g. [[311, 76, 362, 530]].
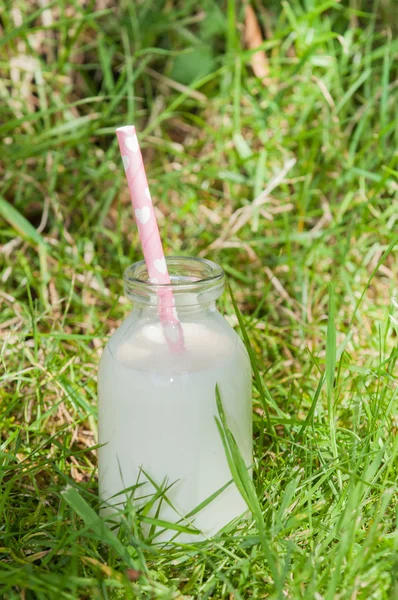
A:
[[116, 125, 184, 352]]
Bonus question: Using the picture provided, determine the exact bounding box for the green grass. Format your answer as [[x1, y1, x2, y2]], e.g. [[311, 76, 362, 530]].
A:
[[1, 0, 398, 597]]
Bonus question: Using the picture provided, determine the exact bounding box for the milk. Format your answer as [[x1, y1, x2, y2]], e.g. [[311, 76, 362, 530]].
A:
[[98, 312, 252, 542]]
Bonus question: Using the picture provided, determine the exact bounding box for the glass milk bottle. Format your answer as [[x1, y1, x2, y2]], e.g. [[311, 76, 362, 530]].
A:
[[98, 257, 252, 542]]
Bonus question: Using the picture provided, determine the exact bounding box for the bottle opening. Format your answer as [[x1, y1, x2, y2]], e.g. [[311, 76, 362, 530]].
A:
[[123, 256, 225, 306]]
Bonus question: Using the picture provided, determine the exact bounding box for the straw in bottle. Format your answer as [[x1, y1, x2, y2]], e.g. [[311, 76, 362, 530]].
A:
[[116, 125, 184, 351]]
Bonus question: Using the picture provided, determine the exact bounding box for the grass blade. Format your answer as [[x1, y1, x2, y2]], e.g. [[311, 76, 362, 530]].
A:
[[326, 284, 341, 488], [215, 386, 282, 595], [228, 281, 272, 436], [62, 485, 136, 569], [0, 196, 45, 246]]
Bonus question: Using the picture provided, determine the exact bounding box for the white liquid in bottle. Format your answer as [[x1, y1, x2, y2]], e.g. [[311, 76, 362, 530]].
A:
[[98, 314, 252, 543]]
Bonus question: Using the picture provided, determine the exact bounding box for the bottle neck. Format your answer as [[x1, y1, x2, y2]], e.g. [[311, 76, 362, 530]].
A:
[[123, 257, 225, 313]]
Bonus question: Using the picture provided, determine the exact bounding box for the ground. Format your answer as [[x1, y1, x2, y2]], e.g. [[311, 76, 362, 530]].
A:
[[0, 1, 398, 598]]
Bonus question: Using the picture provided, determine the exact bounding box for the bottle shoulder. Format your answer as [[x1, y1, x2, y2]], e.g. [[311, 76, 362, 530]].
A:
[[99, 309, 250, 374]]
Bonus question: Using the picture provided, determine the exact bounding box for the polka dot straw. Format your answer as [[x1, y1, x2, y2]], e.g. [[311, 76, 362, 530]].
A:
[[116, 125, 184, 352]]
